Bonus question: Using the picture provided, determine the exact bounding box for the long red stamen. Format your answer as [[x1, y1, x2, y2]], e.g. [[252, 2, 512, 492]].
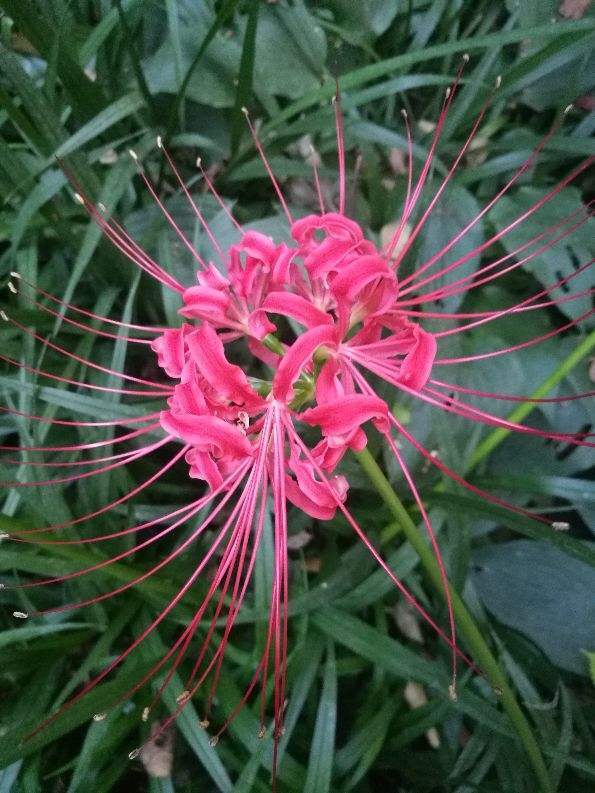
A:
[[29, 465, 249, 612], [399, 148, 593, 291], [390, 75, 493, 266], [432, 260, 595, 338], [9, 274, 165, 333], [308, 143, 326, 215], [333, 87, 346, 215], [15, 293, 152, 345], [345, 348, 594, 446], [436, 308, 594, 364], [3, 314, 172, 391], [130, 151, 208, 270], [158, 137, 225, 260], [283, 412, 478, 673], [2, 436, 173, 489], [22, 465, 250, 741], [242, 107, 293, 225], [10, 444, 187, 537], [0, 351, 171, 397], [1, 422, 159, 453], [428, 379, 595, 404], [348, 362, 556, 527], [385, 58, 468, 260], [399, 200, 592, 303], [67, 179, 184, 293], [196, 157, 243, 233], [0, 404, 160, 428]]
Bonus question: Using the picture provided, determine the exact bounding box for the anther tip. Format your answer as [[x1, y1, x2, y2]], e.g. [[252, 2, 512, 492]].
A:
[[448, 683, 458, 702], [93, 713, 107, 722], [73, 192, 84, 205], [10, 272, 21, 279], [564, 104, 573, 115], [8, 282, 17, 294], [13, 611, 28, 619], [128, 748, 140, 760], [208, 735, 219, 747], [401, 108, 408, 119], [552, 521, 570, 531], [0, 310, 9, 322], [128, 148, 138, 161], [462, 53, 470, 63], [141, 706, 150, 722], [196, 156, 202, 168], [241, 106, 249, 116], [156, 135, 163, 148], [495, 75, 502, 89]]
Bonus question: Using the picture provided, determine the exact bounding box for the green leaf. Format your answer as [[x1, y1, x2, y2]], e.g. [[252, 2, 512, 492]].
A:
[[53, 92, 145, 160], [230, 0, 259, 155], [261, 20, 595, 133], [584, 651, 595, 685], [472, 540, 595, 674], [303, 640, 336, 793], [0, 622, 93, 650]]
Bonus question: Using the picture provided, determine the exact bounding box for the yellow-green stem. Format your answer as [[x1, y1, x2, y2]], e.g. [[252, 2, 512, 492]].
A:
[[468, 330, 595, 471], [354, 446, 553, 793]]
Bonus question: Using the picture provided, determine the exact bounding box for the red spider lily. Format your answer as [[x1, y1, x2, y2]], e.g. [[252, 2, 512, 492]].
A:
[[2, 64, 594, 785]]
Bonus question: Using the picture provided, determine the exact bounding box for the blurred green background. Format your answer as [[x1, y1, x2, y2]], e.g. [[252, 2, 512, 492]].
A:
[[0, 1, 594, 791]]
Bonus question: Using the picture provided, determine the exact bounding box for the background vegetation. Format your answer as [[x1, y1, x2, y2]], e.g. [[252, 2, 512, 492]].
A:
[[0, 1, 594, 791]]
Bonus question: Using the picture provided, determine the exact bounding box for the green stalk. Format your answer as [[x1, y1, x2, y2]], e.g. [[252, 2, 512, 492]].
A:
[[468, 330, 595, 471], [354, 446, 553, 793]]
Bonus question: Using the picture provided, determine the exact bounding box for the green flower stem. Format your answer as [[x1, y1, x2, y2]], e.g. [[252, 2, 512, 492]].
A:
[[262, 333, 285, 355], [354, 446, 553, 793], [467, 330, 595, 472]]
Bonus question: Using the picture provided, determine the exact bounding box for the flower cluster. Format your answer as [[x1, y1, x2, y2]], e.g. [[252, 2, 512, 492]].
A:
[[154, 211, 436, 523], [2, 71, 593, 782]]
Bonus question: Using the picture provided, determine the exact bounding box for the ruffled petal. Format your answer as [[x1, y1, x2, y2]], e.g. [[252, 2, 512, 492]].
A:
[[151, 325, 191, 378], [291, 212, 364, 246], [179, 285, 231, 324], [185, 447, 224, 489], [247, 309, 277, 340], [260, 291, 333, 329], [272, 324, 337, 402], [300, 394, 389, 438], [160, 412, 253, 458], [399, 326, 437, 390], [186, 323, 265, 410]]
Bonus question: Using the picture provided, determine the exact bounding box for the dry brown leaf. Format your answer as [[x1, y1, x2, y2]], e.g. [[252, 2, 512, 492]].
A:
[[140, 723, 174, 779], [388, 148, 408, 175], [287, 530, 313, 550], [393, 601, 424, 643], [403, 682, 441, 748], [303, 556, 321, 573], [559, 0, 591, 19], [380, 221, 411, 260]]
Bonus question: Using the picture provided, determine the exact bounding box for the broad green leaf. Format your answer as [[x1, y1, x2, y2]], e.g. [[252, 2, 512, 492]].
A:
[[472, 540, 595, 673], [303, 640, 336, 793]]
